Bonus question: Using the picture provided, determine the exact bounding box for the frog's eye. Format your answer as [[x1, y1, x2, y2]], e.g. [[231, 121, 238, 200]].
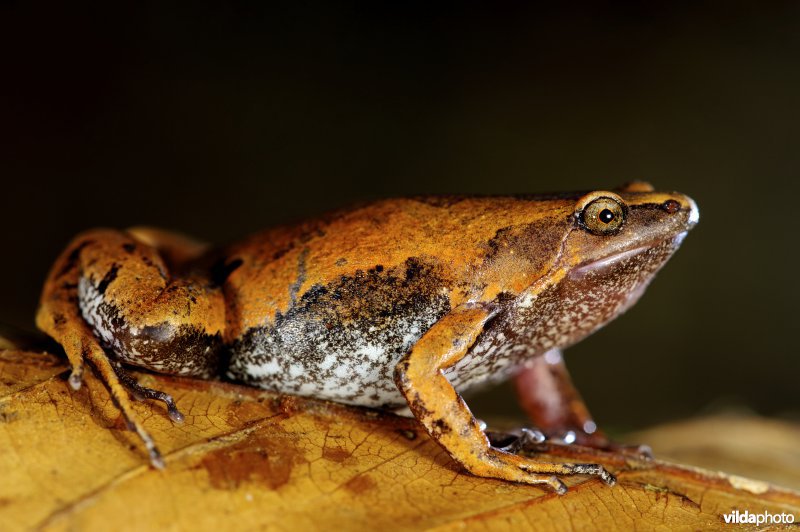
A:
[[579, 197, 626, 235]]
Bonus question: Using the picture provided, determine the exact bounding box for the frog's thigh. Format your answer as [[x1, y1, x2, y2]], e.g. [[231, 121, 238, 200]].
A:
[[82, 229, 223, 375], [394, 306, 615, 493]]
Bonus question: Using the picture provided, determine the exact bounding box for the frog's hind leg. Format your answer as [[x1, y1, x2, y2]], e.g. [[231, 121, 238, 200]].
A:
[[514, 348, 604, 446], [36, 229, 225, 468], [514, 349, 651, 457], [395, 306, 616, 494]]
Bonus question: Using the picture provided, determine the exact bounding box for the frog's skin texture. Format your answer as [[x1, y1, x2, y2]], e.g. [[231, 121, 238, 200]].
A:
[[36, 182, 698, 493]]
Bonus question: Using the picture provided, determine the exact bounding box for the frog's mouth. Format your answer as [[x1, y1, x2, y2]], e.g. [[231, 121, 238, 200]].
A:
[[569, 232, 687, 278]]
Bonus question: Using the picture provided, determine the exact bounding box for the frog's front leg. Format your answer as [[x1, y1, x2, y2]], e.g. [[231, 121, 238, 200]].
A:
[[394, 306, 616, 494], [36, 228, 226, 467]]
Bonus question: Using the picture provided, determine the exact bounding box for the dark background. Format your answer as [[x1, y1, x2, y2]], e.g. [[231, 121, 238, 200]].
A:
[[2, 2, 798, 432]]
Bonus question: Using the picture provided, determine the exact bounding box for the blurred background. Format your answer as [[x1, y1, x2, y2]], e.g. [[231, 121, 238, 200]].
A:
[[1, 2, 798, 433]]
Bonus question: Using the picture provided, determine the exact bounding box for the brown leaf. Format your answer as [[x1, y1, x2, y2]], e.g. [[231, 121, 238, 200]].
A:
[[1, 348, 798, 531]]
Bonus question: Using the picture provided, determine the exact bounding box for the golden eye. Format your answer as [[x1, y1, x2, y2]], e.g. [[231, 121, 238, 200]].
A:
[[580, 197, 626, 235]]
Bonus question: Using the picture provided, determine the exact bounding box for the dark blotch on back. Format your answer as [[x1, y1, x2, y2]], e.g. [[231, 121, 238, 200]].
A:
[[485, 221, 564, 270], [96, 264, 120, 294], [233, 256, 451, 370]]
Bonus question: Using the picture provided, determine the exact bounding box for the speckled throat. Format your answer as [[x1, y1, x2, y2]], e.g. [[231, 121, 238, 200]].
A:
[[445, 235, 684, 393]]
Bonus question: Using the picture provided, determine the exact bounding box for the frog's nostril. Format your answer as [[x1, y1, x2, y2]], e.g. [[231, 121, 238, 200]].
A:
[[660, 196, 699, 228]]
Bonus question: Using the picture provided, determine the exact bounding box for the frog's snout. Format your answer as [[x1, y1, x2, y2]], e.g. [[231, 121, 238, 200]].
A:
[[684, 195, 700, 228], [661, 193, 699, 231]]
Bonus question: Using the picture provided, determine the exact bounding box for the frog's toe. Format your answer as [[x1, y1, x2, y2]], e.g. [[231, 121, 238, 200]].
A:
[[132, 384, 185, 423], [67, 363, 85, 390], [555, 462, 616, 486], [111, 361, 185, 424], [545, 476, 568, 495], [513, 455, 616, 487]]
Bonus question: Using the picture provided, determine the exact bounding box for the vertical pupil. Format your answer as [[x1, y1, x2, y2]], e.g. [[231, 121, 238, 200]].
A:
[[599, 208, 615, 223]]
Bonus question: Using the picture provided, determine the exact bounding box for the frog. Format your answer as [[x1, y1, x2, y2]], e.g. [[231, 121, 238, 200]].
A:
[[35, 181, 698, 494]]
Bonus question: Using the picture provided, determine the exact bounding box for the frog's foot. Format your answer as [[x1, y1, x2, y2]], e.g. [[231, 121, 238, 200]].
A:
[[110, 360, 185, 423], [467, 447, 616, 495], [487, 426, 652, 460]]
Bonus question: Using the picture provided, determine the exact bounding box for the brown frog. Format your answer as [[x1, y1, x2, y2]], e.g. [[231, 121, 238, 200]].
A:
[[36, 181, 698, 493]]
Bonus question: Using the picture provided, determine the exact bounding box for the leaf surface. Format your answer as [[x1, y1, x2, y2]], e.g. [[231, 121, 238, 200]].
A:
[[1, 349, 798, 531]]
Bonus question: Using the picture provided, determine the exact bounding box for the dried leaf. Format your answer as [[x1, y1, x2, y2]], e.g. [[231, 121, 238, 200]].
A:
[[1, 349, 798, 531]]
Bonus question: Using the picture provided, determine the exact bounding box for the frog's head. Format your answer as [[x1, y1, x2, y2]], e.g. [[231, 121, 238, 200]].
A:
[[538, 181, 698, 331], [499, 181, 698, 353], [559, 181, 698, 276], [473, 182, 697, 306]]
